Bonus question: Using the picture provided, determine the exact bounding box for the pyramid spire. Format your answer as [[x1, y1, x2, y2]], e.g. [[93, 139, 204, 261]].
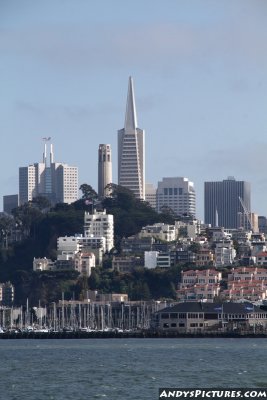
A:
[[124, 76, 137, 130]]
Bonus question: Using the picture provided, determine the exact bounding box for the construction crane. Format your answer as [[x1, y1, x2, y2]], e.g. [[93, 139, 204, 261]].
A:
[[239, 196, 253, 233]]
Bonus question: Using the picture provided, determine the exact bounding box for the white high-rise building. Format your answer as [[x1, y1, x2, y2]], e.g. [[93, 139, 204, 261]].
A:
[[84, 209, 114, 252], [19, 140, 78, 205], [98, 144, 112, 198], [118, 77, 145, 199], [156, 177, 196, 217]]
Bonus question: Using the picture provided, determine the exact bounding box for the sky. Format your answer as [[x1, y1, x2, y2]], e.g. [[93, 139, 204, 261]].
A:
[[1, 0, 267, 219]]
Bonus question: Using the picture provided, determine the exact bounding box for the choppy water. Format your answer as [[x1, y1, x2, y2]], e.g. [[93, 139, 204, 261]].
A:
[[0, 338, 267, 400]]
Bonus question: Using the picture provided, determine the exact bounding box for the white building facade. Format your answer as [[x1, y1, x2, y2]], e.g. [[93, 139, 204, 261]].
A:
[[156, 177, 196, 217], [84, 209, 114, 252]]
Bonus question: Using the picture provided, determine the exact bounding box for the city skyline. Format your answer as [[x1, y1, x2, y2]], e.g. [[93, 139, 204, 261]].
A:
[[1, 1, 267, 218]]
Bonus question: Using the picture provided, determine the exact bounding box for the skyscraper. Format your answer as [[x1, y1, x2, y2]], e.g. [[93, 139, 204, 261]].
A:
[[204, 177, 251, 229], [156, 177, 196, 217], [98, 144, 112, 198], [118, 77, 145, 200], [19, 140, 78, 205]]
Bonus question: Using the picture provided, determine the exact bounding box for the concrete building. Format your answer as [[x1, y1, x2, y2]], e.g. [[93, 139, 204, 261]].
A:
[[19, 140, 78, 205], [118, 77, 145, 199], [177, 284, 221, 302], [3, 195, 18, 214], [180, 269, 222, 287], [145, 183, 156, 209], [74, 252, 95, 276], [204, 177, 251, 229], [139, 223, 176, 242], [214, 241, 236, 267], [156, 177, 196, 217], [33, 257, 56, 272], [112, 256, 140, 273], [57, 236, 81, 260], [258, 216, 267, 235], [98, 144, 112, 198], [145, 251, 159, 269], [84, 209, 114, 252]]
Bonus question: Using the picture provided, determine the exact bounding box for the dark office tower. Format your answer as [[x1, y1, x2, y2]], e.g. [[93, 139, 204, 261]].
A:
[[118, 77, 145, 199], [204, 177, 251, 229]]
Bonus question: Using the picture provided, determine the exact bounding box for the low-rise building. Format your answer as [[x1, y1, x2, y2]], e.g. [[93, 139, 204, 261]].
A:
[[180, 269, 222, 287], [112, 256, 141, 273], [214, 241, 236, 267], [74, 252, 95, 276], [177, 283, 221, 302], [33, 257, 56, 272], [195, 249, 214, 267], [152, 302, 267, 333], [139, 223, 176, 242]]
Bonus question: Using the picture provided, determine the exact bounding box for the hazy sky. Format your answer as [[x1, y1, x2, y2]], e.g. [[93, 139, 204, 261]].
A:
[[1, 0, 267, 219]]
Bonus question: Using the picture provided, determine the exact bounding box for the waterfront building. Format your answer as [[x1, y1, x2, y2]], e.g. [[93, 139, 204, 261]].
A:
[[204, 177, 251, 229], [19, 141, 78, 205], [3, 195, 18, 214], [156, 177, 196, 217], [84, 209, 114, 252], [152, 302, 267, 333], [118, 77, 145, 199], [98, 144, 112, 198]]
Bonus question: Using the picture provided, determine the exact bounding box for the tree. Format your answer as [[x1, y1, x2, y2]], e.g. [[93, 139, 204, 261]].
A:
[[79, 184, 98, 201], [0, 214, 15, 249], [31, 196, 51, 211]]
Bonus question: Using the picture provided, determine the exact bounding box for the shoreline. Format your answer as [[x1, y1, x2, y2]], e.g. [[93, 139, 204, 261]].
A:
[[1, 330, 267, 339]]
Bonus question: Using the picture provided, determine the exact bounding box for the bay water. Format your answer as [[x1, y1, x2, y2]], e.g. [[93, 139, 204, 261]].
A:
[[0, 338, 267, 400]]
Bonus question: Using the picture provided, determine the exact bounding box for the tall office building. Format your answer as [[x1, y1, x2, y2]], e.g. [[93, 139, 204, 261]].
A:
[[98, 144, 112, 198], [156, 177, 196, 217], [3, 195, 19, 214], [204, 177, 251, 229], [118, 77, 145, 200], [145, 183, 156, 209], [19, 140, 78, 205]]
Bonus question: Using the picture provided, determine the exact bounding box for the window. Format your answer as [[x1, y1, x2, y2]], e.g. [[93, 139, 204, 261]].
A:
[[171, 323, 177, 328], [163, 323, 169, 328], [161, 313, 169, 319]]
